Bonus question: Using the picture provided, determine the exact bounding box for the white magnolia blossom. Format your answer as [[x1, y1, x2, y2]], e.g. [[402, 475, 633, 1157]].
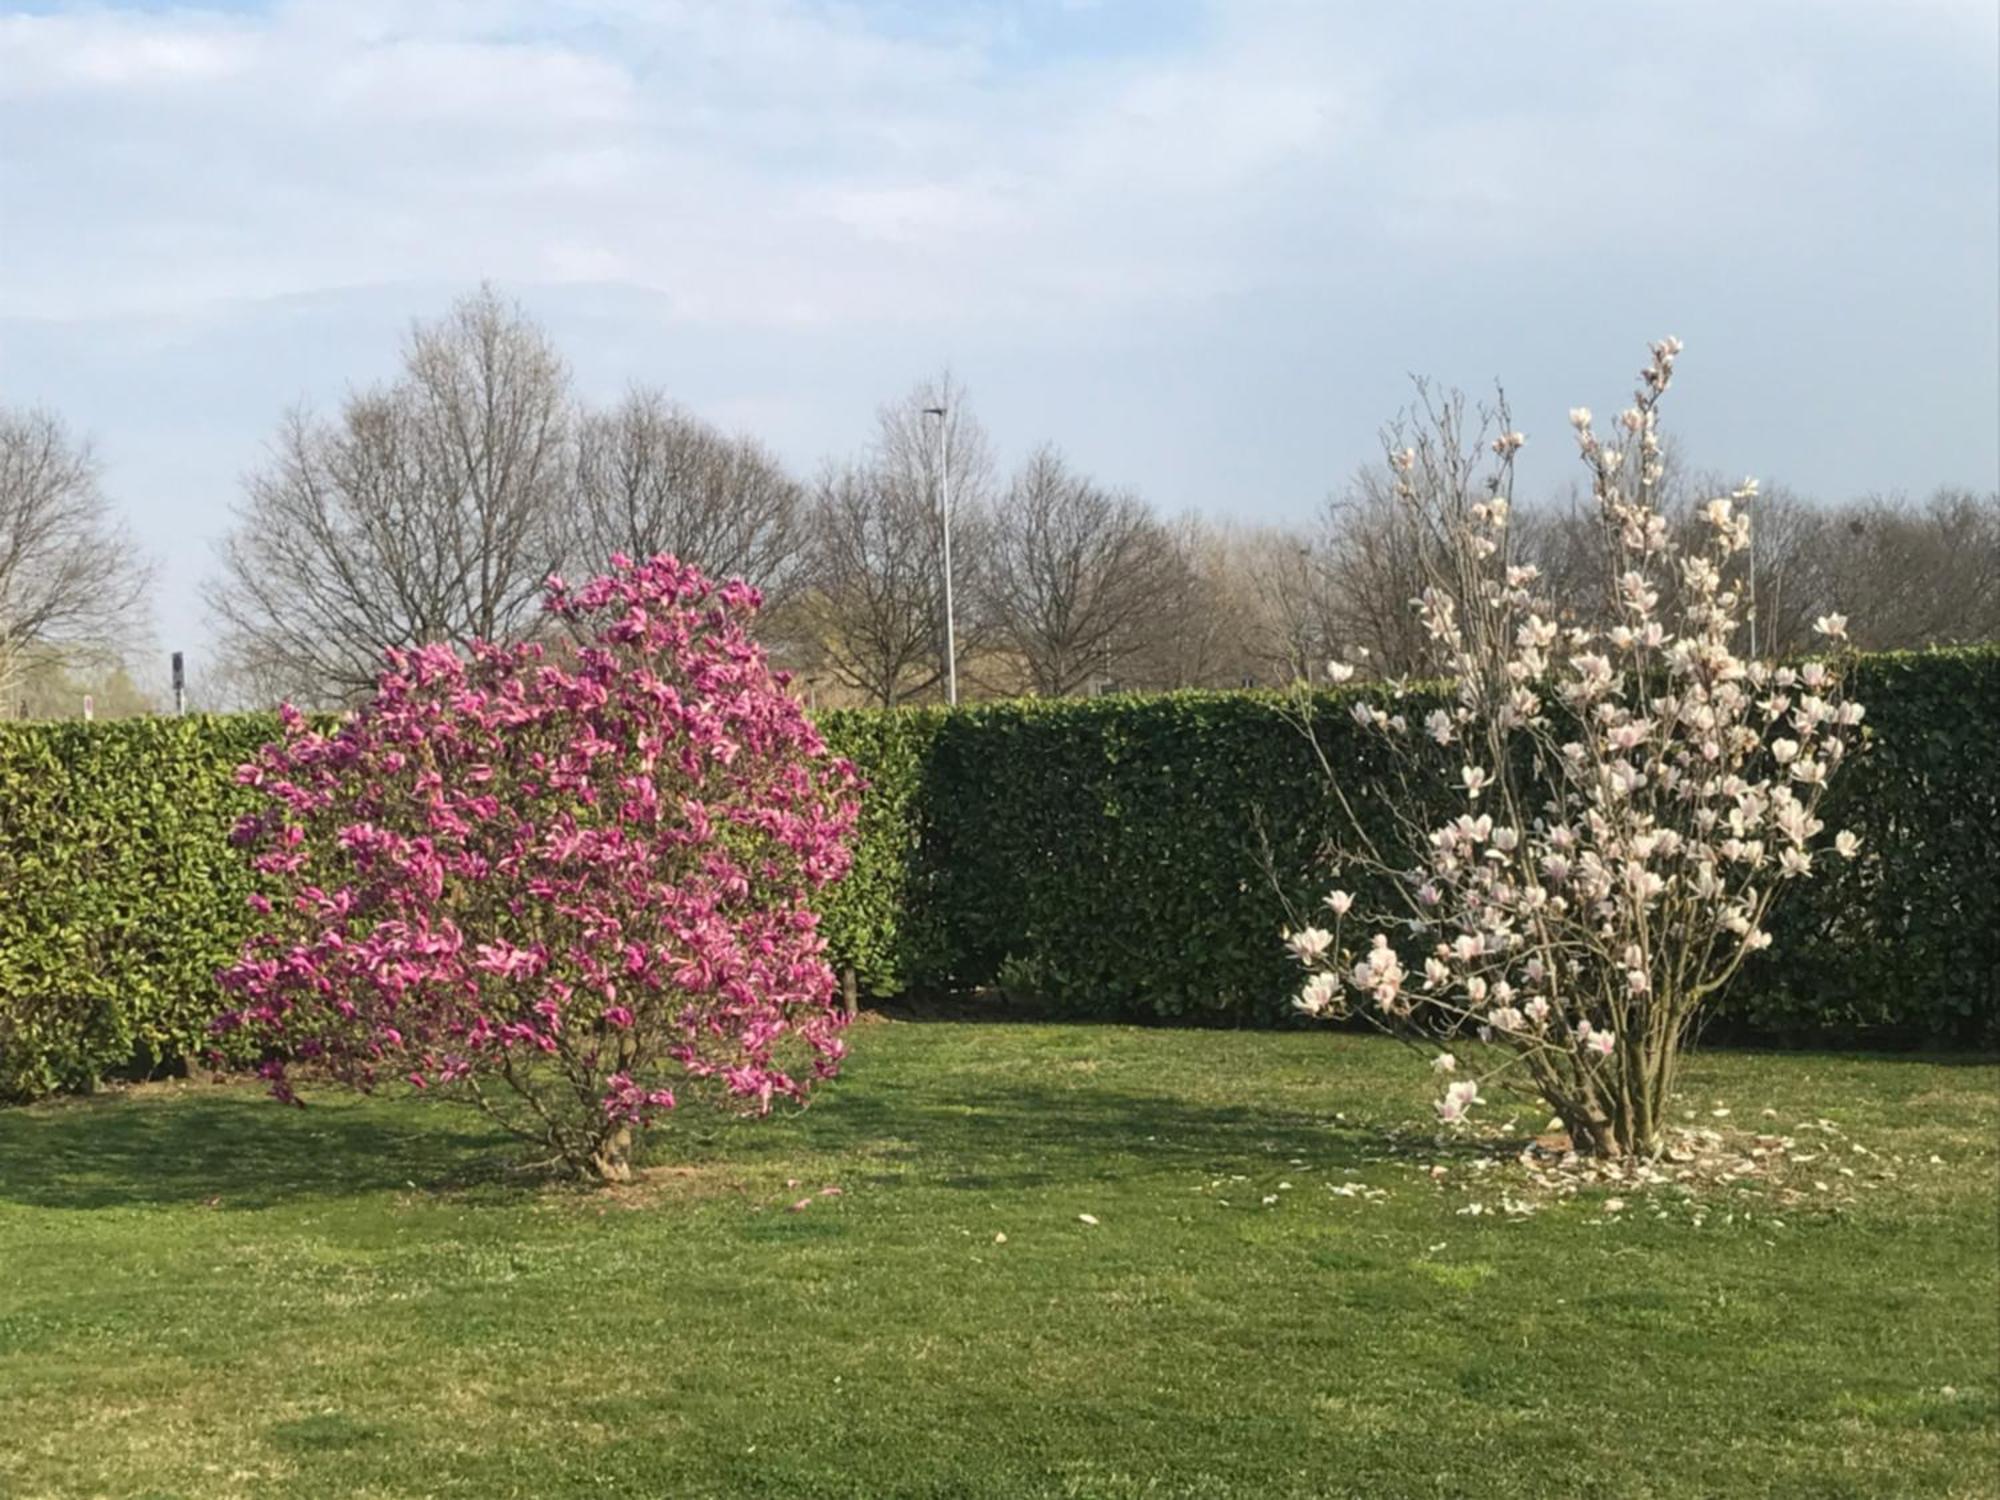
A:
[[1295, 971, 1342, 1017], [1436, 1078, 1481, 1124], [1286, 337, 1863, 1159], [1351, 935, 1407, 1005], [1285, 927, 1334, 965]]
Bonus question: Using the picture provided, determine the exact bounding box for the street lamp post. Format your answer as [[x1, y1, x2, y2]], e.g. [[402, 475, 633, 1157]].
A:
[[922, 404, 958, 705]]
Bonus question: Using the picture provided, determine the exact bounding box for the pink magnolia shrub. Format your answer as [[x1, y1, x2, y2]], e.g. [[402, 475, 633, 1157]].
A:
[[216, 554, 860, 1181]]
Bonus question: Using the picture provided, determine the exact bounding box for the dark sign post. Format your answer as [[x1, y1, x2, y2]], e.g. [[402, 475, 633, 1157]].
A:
[[171, 651, 185, 716]]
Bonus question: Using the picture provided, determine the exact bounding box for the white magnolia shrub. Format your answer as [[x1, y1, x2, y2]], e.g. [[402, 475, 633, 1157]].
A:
[[1285, 339, 1863, 1159]]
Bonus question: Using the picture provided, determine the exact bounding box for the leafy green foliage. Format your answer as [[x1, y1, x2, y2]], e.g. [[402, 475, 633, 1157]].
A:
[[0, 714, 279, 1099], [1, 649, 1993, 1099], [821, 691, 1409, 1017], [813, 647, 1998, 1043], [811, 707, 950, 999], [1748, 649, 2000, 1044]]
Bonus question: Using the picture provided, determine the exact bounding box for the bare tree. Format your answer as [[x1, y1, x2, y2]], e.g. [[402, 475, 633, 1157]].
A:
[[983, 445, 1180, 696], [796, 375, 994, 705], [1224, 524, 1336, 684], [797, 461, 951, 707], [13, 658, 158, 720], [1299, 392, 1995, 675], [1301, 464, 1434, 677], [873, 371, 996, 527], [1117, 514, 1266, 691], [1255, 395, 1505, 685], [1522, 474, 1997, 659], [0, 406, 150, 705], [208, 287, 571, 705], [1817, 487, 2000, 650], [572, 388, 805, 602], [1733, 484, 1836, 658]]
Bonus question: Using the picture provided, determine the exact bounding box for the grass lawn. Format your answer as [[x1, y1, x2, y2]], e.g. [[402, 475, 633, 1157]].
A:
[[0, 1023, 1994, 1499]]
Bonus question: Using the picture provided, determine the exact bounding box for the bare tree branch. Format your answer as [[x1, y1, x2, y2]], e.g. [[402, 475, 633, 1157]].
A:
[[983, 444, 1179, 696], [207, 287, 571, 705], [0, 405, 151, 703], [571, 388, 806, 603]]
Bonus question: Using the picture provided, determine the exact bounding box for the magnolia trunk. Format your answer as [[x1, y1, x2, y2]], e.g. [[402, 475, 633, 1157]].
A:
[[1545, 1030, 1681, 1160], [588, 1126, 635, 1183]]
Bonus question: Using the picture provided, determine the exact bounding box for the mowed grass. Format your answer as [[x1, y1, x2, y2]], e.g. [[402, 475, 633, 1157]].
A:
[[0, 1025, 1994, 1500]]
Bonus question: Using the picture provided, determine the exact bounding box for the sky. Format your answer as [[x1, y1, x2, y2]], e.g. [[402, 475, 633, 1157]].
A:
[[2, 0, 1997, 677]]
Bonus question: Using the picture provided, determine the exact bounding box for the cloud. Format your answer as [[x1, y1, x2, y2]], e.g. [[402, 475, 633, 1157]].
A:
[[0, 8, 259, 93], [0, 0, 1993, 663], [0, 1, 1363, 324], [7, 0, 1984, 335], [4, 0, 1994, 320]]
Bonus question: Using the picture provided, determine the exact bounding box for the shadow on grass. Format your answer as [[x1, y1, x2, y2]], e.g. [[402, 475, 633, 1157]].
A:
[[1687, 1043, 2000, 1069], [681, 1073, 1472, 1190], [2, 1070, 1473, 1212], [0, 1087, 515, 1211]]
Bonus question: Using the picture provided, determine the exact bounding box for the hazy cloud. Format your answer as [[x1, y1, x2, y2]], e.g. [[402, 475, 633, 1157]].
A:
[[0, 0, 1993, 666]]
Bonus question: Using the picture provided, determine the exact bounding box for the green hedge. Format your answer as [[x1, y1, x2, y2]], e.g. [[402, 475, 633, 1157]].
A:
[[811, 647, 1998, 1045], [1742, 650, 2000, 1044], [2, 650, 1994, 1098], [812, 707, 950, 1000], [819, 692, 1414, 1017], [0, 715, 279, 1098]]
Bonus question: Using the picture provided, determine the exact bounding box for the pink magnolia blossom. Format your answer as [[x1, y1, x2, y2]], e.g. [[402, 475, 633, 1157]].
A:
[[215, 553, 860, 1181]]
